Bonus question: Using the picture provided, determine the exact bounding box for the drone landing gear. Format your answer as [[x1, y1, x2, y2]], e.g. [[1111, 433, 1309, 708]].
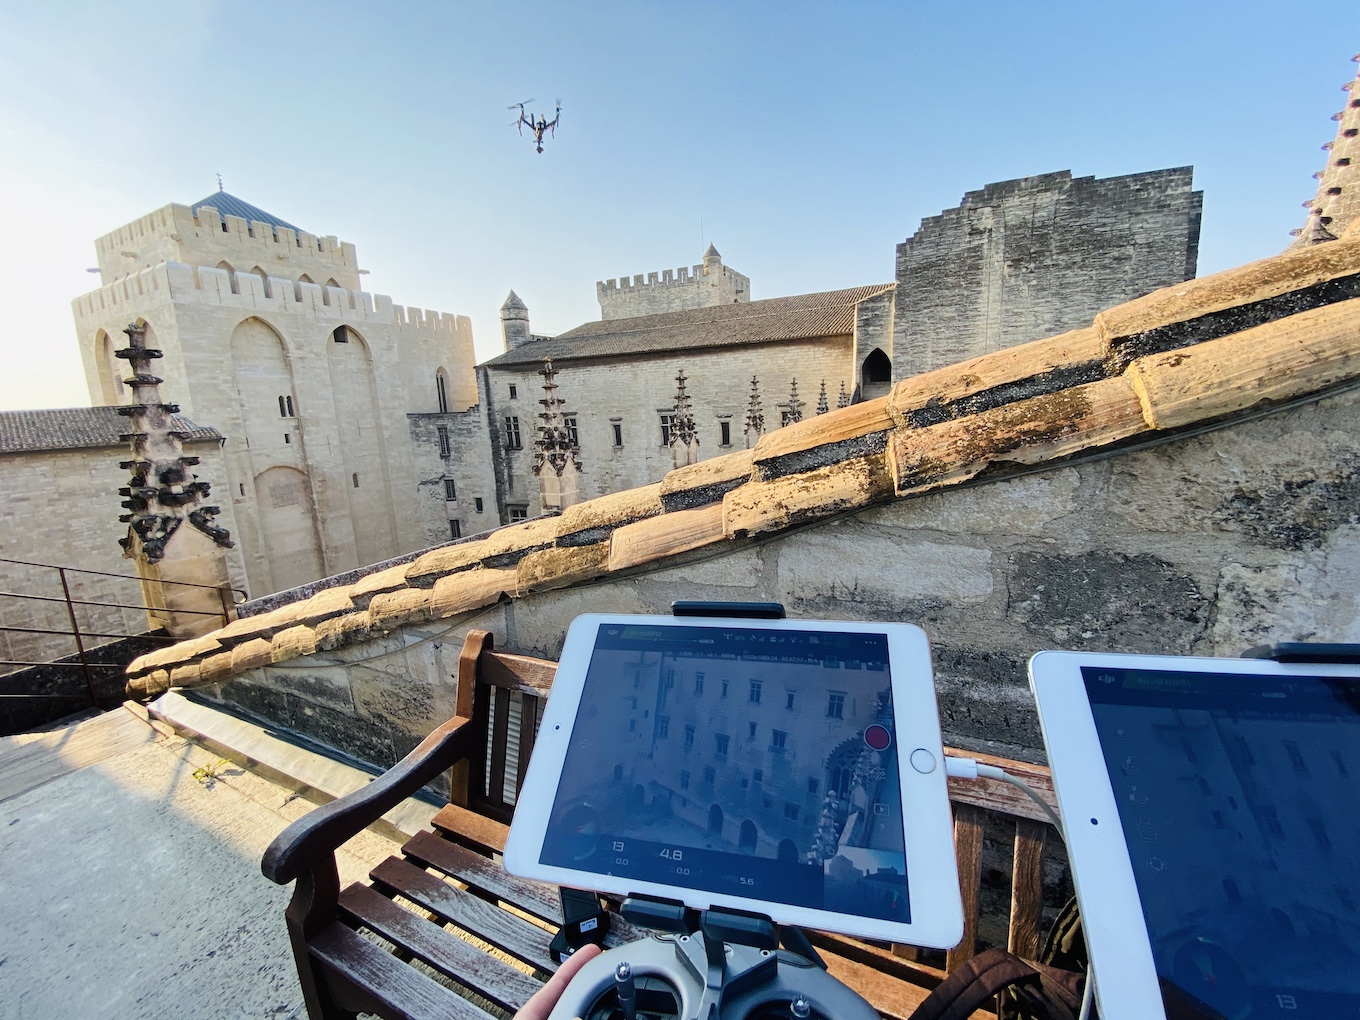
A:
[[546, 901, 879, 1020]]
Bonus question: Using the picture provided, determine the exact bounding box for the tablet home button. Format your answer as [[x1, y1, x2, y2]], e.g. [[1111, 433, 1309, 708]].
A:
[[909, 748, 936, 774]]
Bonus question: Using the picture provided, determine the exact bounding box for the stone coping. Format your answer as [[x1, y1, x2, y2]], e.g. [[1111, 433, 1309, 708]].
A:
[[126, 237, 1360, 698]]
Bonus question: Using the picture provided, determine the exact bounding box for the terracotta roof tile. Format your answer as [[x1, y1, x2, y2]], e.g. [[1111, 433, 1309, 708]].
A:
[[349, 564, 411, 602], [1126, 298, 1360, 430], [405, 541, 491, 587], [270, 625, 318, 662], [610, 503, 726, 571], [556, 483, 664, 545], [368, 588, 434, 630], [517, 542, 610, 594], [430, 567, 517, 617], [723, 453, 896, 540], [890, 377, 1147, 496], [658, 449, 755, 511], [0, 406, 221, 455], [888, 328, 1104, 427]]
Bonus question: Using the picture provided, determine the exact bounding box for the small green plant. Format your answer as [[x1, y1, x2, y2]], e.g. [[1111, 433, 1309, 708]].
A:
[[192, 757, 233, 787]]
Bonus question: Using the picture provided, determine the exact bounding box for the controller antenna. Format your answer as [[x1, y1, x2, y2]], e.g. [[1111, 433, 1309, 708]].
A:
[[791, 995, 812, 1018], [614, 961, 637, 1020]]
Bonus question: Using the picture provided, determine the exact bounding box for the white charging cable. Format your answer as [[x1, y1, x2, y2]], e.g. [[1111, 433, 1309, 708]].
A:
[[943, 756, 1065, 833], [944, 755, 1094, 1019]]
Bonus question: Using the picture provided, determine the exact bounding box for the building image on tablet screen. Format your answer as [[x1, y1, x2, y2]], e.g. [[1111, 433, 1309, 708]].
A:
[[540, 625, 911, 923]]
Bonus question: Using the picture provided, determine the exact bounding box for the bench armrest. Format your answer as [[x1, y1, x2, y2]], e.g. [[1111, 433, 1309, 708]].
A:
[[262, 713, 477, 885]]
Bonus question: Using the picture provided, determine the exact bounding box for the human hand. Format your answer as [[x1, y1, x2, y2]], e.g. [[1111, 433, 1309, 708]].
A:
[[513, 942, 603, 1020]]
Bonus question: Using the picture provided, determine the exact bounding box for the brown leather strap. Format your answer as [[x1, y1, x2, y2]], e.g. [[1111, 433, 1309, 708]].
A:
[[908, 948, 1084, 1020]]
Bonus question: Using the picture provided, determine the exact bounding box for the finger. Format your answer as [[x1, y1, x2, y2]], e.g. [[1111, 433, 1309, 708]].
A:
[[514, 942, 603, 1020]]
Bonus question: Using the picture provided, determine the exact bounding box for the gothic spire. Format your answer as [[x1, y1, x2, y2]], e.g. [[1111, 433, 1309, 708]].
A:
[[744, 375, 764, 447], [669, 368, 700, 468], [837, 380, 850, 409], [785, 378, 804, 425], [816, 379, 829, 415], [116, 322, 232, 562], [532, 358, 582, 511]]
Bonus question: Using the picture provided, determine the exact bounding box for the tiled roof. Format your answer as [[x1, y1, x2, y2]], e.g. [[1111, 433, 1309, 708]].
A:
[[482, 284, 894, 367], [190, 191, 302, 234], [127, 225, 1360, 697], [0, 407, 222, 455]]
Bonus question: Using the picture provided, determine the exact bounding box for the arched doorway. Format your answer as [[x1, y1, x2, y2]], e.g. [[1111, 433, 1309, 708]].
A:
[[777, 839, 799, 863], [708, 804, 724, 836], [739, 819, 757, 851], [860, 348, 892, 400]]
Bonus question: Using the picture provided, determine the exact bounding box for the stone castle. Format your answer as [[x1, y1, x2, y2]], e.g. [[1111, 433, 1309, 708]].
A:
[[69, 192, 496, 599]]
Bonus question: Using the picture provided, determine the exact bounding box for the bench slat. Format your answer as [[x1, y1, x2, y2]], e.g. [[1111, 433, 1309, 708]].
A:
[[516, 691, 540, 792], [340, 883, 542, 1013], [430, 802, 510, 855], [482, 650, 556, 696], [310, 922, 495, 1020], [1008, 817, 1048, 959], [487, 685, 511, 808], [947, 804, 986, 971], [370, 856, 557, 974], [403, 829, 564, 924]]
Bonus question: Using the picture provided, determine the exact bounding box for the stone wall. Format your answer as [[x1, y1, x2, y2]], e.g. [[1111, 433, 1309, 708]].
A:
[[205, 383, 1360, 769], [480, 336, 854, 522], [406, 407, 502, 545], [0, 439, 244, 668], [894, 168, 1203, 379]]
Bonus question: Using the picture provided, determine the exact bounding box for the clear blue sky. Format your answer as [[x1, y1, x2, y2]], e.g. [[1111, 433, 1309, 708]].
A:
[[1, 2, 1356, 410]]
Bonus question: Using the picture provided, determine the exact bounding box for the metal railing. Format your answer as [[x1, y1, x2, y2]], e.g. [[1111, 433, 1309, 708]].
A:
[[0, 557, 246, 708]]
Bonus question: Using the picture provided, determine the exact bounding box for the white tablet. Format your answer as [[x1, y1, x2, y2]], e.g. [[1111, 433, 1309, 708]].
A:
[[1030, 650, 1360, 1020], [505, 613, 964, 949]]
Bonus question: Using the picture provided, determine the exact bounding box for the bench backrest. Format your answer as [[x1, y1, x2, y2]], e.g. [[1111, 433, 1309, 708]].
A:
[[451, 628, 1061, 970]]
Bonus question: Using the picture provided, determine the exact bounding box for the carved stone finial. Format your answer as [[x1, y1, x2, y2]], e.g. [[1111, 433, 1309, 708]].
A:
[[669, 369, 699, 468], [816, 380, 829, 415], [532, 358, 582, 512], [785, 379, 804, 426], [744, 375, 764, 447], [837, 381, 850, 409]]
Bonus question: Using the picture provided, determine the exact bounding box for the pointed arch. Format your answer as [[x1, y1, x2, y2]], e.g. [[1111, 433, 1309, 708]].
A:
[[321, 277, 339, 306], [859, 347, 892, 400], [249, 265, 272, 299], [327, 325, 398, 567], [217, 260, 239, 295], [436, 367, 450, 413], [94, 329, 125, 404]]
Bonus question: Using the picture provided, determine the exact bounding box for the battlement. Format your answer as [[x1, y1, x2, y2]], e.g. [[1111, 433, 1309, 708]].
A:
[[72, 261, 469, 339], [596, 247, 750, 320], [92, 201, 361, 291]]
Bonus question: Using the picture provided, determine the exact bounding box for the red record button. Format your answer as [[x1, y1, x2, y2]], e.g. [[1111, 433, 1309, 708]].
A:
[[864, 724, 892, 750]]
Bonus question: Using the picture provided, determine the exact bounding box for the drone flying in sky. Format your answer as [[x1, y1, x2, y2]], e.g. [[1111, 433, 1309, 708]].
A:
[[509, 99, 561, 154]]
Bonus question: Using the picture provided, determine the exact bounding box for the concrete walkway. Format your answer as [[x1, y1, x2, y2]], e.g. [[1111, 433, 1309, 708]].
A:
[[0, 702, 430, 1019]]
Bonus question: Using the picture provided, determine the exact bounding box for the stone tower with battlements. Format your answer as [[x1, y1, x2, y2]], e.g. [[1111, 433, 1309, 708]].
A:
[[1291, 53, 1360, 246], [72, 192, 494, 598], [597, 244, 750, 320]]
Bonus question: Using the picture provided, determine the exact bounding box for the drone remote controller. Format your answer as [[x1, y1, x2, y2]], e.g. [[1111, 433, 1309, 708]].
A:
[[546, 925, 879, 1020]]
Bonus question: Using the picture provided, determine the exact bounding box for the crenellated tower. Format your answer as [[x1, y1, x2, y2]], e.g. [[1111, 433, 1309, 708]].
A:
[[1291, 53, 1360, 247], [115, 322, 236, 639], [597, 244, 751, 320]]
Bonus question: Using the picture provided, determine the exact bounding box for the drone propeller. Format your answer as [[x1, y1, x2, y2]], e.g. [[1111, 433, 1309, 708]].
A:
[[507, 98, 535, 110]]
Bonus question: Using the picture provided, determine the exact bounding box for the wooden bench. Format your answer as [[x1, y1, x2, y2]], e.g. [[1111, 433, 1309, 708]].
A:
[[262, 629, 1062, 1020]]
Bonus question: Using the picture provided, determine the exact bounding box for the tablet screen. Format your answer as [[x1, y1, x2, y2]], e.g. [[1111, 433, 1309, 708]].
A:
[[538, 622, 911, 924], [1082, 665, 1360, 1017]]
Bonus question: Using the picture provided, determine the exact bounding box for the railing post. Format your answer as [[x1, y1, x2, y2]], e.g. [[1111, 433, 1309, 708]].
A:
[[57, 567, 99, 709]]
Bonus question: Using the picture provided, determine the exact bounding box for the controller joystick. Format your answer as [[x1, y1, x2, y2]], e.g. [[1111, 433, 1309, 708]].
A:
[[544, 929, 879, 1020]]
